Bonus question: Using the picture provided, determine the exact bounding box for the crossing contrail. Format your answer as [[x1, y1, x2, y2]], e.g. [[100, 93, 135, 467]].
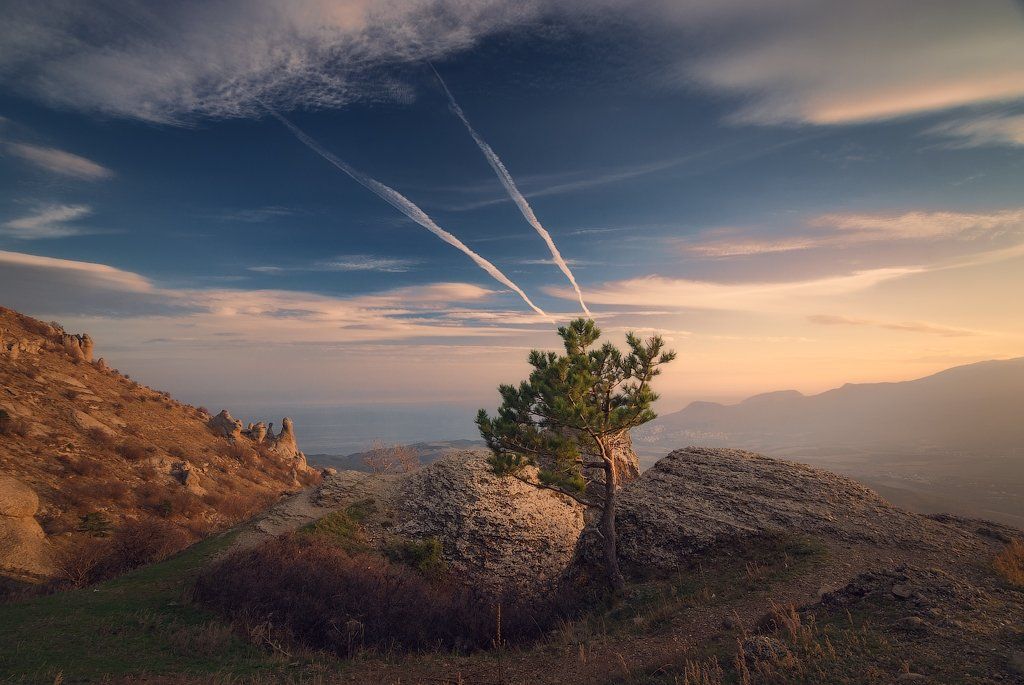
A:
[[431, 66, 592, 318], [265, 108, 551, 321]]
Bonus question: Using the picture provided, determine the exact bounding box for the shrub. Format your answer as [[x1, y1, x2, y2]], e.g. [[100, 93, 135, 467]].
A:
[[168, 445, 187, 458], [201, 491, 273, 522], [78, 511, 113, 537], [136, 481, 205, 519], [300, 510, 368, 551], [64, 456, 107, 477], [194, 535, 566, 657], [0, 409, 30, 438], [85, 427, 116, 446], [994, 539, 1024, 586], [56, 518, 191, 588], [384, 537, 446, 577], [100, 518, 191, 576], [116, 440, 149, 462]]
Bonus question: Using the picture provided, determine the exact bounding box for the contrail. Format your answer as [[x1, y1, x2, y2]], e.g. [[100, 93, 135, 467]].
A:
[[431, 66, 592, 318], [265, 108, 551, 321]]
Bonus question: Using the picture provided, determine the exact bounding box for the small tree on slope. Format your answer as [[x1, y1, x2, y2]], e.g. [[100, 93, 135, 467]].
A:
[[476, 318, 676, 593]]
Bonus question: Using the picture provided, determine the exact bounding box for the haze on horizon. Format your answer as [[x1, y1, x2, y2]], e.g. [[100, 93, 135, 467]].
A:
[[1, 0, 1023, 418]]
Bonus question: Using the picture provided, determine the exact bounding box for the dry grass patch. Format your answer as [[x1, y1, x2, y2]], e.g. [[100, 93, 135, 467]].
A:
[[994, 539, 1024, 586]]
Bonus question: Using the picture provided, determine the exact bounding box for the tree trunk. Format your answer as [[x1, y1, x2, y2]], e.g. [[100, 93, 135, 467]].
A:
[[599, 449, 626, 594]]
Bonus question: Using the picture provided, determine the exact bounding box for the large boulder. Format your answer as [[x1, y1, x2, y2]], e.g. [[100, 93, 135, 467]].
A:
[[208, 410, 243, 440], [392, 451, 585, 594], [614, 447, 967, 574], [0, 476, 51, 579]]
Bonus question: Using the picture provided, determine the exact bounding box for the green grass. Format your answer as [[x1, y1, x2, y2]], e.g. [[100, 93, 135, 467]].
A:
[[569, 535, 829, 641], [297, 499, 377, 552], [0, 532, 326, 683]]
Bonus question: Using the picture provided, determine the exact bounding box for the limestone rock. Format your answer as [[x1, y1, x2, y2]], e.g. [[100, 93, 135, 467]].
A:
[[208, 410, 243, 440], [614, 447, 966, 574], [391, 451, 586, 594], [0, 476, 39, 517], [60, 332, 94, 362], [0, 476, 51, 579]]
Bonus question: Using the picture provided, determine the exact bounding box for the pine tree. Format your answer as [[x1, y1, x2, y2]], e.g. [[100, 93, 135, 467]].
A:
[[476, 318, 676, 592]]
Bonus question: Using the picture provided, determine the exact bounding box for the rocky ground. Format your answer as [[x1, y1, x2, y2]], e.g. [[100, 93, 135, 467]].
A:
[[205, 447, 1024, 684], [0, 306, 318, 586]]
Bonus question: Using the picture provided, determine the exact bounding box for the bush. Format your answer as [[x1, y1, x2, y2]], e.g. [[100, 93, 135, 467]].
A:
[[994, 539, 1024, 586], [64, 456, 107, 477], [0, 409, 29, 438], [194, 535, 567, 657], [384, 537, 446, 576], [201, 491, 272, 523], [136, 481, 205, 519], [77, 512, 113, 537], [85, 427, 116, 446], [116, 440, 149, 462], [56, 518, 191, 588]]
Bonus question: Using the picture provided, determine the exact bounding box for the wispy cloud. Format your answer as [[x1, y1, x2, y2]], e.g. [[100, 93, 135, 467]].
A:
[[216, 206, 296, 223], [929, 112, 1024, 148], [2, 204, 93, 239], [546, 267, 922, 311], [4, 142, 113, 179], [681, 0, 1024, 125], [680, 209, 1024, 257], [250, 255, 417, 274], [807, 314, 981, 338], [0, 249, 548, 342]]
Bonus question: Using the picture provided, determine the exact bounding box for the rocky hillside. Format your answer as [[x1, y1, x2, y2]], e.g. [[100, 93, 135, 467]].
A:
[[0, 306, 319, 585]]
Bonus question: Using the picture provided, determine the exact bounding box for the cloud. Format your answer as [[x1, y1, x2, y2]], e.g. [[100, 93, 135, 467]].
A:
[[929, 112, 1024, 148], [250, 255, 418, 274], [216, 206, 295, 223], [4, 142, 113, 179], [681, 209, 1024, 257], [1, 204, 93, 239], [546, 267, 921, 311], [0, 249, 545, 342], [679, 0, 1024, 125], [806, 314, 981, 338], [0, 1, 553, 124]]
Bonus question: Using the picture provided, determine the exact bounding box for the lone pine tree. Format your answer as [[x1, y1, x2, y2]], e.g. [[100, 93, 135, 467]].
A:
[[477, 318, 676, 592]]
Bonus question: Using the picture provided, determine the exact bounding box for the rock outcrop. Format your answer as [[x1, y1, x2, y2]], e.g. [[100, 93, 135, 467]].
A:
[[60, 333, 94, 362], [0, 476, 51, 579], [392, 451, 585, 593], [613, 447, 970, 574], [208, 410, 243, 440], [239, 450, 585, 594]]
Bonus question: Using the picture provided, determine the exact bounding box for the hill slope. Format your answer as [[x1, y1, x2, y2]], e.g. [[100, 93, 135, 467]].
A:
[[0, 306, 319, 585], [638, 357, 1024, 455]]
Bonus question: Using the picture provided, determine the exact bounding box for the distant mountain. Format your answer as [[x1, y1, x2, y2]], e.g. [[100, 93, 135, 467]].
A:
[[308, 439, 485, 472], [637, 358, 1024, 456]]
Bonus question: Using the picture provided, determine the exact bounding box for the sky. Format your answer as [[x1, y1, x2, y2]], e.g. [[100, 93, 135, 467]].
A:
[[1, 0, 1023, 438]]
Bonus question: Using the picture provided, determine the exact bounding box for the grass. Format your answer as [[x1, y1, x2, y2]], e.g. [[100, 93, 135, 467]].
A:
[[561, 535, 828, 642], [0, 532, 329, 683], [994, 538, 1024, 587], [297, 499, 377, 552]]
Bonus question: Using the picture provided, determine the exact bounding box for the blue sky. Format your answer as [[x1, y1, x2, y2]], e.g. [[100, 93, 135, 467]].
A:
[[1, 0, 1023, 420]]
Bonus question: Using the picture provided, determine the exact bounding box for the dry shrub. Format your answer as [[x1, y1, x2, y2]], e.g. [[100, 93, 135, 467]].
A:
[[55, 518, 191, 587], [54, 541, 109, 588], [85, 427, 116, 446], [168, 445, 187, 459], [136, 481, 206, 518], [217, 441, 257, 465], [194, 535, 566, 657], [0, 409, 30, 437], [64, 456, 107, 477], [92, 480, 131, 503], [994, 539, 1024, 586], [201, 490, 273, 522], [116, 440, 149, 462]]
